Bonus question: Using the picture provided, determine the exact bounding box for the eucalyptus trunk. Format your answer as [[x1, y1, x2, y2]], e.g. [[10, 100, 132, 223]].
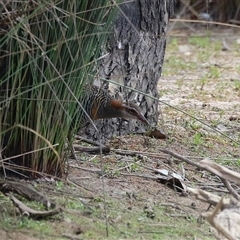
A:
[[84, 0, 175, 142]]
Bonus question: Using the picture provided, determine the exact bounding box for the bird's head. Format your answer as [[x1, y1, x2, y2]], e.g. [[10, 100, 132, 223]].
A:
[[110, 100, 149, 125]]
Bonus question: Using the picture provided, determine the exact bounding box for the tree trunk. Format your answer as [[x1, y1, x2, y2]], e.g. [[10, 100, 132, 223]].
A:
[[84, 0, 175, 142]]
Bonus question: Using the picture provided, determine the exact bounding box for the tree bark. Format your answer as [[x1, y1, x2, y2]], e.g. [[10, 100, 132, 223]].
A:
[[84, 0, 175, 142]]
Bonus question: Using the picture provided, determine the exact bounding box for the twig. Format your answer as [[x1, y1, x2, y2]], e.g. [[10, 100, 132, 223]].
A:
[[10, 195, 61, 219], [200, 186, 229, 194], [160, 202, 184, 211], [187, 187, 230, 207], [121, 158, 175, 175], [62, 233, 81, 240], [66, 178, 98, 194], [112, 148, 168, 158], [73, 145, 110, 154], [221, 178, 240, 200], [73, 135, 110, 154], [157, 150, 240, 199], [120, 172, 158, 180], [170, 18, 240, 29], [158, 148, 202, 169], [200, 159, 240, 186], [69, 164, 101, 173], [202, 197, 237, 240], [138, 231, 164, 234], [74, 136, 106, 148], [113, 149, 140, 157], [0, 179, 55, 208], [112, 160, 142, 173], [199, 159, 240, 200]]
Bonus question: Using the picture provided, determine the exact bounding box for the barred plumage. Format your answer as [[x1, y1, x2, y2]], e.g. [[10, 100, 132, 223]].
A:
[[74, 85, 148, 129]]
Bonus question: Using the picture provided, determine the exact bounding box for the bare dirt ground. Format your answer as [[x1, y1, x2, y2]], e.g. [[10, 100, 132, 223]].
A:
[[1, 27, 240, 239]]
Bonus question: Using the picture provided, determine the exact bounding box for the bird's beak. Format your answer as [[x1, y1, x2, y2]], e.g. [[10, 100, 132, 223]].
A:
[[123, 102, 149, 125], [136, 113, 149, 125]]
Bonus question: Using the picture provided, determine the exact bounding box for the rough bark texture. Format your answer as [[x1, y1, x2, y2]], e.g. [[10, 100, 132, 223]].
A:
[[84, 0, 175, 142]]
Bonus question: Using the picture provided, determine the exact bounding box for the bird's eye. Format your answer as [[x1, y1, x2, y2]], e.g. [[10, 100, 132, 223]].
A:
[[129, 108, 136, 114]]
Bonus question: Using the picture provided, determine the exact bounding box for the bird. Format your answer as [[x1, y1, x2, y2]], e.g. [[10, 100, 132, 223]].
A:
[[75, 85, 149, 130], [69, 85, 148, 156]]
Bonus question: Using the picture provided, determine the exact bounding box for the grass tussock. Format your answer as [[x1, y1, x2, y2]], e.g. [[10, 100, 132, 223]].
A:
[[0, 1, 118, 177]]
